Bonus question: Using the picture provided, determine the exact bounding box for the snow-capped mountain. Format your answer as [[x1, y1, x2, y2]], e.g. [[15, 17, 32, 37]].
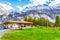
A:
[[0, 4, 60, 23], [20, 5, 60, 23], [0, 3, 14, 15], [0, 3, 15, 23]]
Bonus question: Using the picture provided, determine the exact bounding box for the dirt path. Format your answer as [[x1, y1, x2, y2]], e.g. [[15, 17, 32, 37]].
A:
[[0, 29, 11, 40]]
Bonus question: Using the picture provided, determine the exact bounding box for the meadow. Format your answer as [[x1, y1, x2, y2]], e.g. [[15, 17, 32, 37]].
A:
[[2, 28, 60, 40]]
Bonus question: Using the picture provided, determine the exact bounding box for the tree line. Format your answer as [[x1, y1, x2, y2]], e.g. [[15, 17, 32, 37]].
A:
[[24, 17, 52, 27], [24, 16, 60, 27]]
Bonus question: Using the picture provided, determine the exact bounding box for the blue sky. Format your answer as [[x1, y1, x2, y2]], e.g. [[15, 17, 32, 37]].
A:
[[0, 0, 31, 11], [0, 0, 60, 12], [0, 0, 30, 6]]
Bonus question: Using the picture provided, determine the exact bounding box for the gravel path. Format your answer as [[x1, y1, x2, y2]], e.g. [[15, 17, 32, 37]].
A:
[[0, 29, 11, 40]]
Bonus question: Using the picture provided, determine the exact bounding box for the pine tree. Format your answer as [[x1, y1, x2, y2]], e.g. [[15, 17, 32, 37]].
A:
[[27, 17, 33, 22], [24, 17, 28, 21], [54, 16, 60, 27]]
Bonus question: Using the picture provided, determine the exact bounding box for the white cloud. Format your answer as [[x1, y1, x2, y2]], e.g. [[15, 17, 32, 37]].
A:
[[16, 5, 28, 11], [30, 0, 48, 6], [18, 0, 21, 2], [16, 0, 49, 11], [0, 3, 14, 11], [26, 3, 34, 7], [16, 3, 34, 11], [16, 6, 23, 11], [7, 2, 11, 5], [49, 0, 60, 6], [16, 0, 60, 11], [16, 6, 21, 9], [0, 3, 14, 15], [30, 0, 60, 7]]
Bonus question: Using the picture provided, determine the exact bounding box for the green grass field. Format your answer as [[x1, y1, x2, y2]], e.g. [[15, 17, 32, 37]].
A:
[[2, 28, 60, 40]]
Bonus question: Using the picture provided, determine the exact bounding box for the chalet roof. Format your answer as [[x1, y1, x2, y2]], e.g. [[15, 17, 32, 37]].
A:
[[3, 21, 32, 24]]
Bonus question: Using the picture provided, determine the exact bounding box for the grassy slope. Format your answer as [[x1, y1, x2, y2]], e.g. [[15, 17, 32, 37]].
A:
[[2, 28, 60, 40]]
